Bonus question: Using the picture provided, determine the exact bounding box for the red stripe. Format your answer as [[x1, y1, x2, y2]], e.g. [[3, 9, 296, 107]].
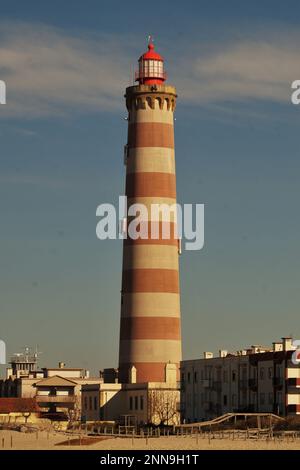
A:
[[126, 172, 176, 198], [128, 122, 174, 148], [122, 268, 179, 293], [120, 317, 181, 340]]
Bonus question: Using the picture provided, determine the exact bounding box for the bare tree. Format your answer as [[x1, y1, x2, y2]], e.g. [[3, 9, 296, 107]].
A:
[[67, 395, 81, 426], [147, 390, 179, 426]]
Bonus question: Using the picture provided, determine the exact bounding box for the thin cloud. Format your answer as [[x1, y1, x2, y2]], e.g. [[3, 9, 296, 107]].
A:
[[0, 21, 136, 118], [172, 36, 300, 105], [0, 21, 299, 119]]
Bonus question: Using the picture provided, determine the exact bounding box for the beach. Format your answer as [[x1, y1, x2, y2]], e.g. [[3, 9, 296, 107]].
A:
[[0, 430, 300, 451]]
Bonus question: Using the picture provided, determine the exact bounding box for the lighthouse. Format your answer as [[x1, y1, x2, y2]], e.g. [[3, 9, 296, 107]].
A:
[[119, 40, 182, 384]]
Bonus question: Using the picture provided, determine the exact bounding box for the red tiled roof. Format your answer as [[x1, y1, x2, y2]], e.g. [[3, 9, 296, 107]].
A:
[[0, 398, 40, 413]]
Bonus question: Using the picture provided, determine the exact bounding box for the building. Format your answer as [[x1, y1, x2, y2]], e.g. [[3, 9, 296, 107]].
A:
[[181, 337, 300, 422], [0, 352, 103, 420], [34, 376, 78, 419], [0, 398, 40, 424], [82, 363, 180, 425], [118, 39, 181, 385]]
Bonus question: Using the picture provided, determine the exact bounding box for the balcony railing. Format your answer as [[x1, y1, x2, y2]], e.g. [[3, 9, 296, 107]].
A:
[[36, 395, 76, 403], [135, 71, 167, 82]]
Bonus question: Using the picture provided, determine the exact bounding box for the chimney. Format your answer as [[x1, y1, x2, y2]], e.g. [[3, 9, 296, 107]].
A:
[[203, 352, 213, 359], [273, 342, 283, 352], [282, 337, 293, 351], [219, 350, 228, 358], [58, 362, 65, 369], [129, 366, 137, 384]]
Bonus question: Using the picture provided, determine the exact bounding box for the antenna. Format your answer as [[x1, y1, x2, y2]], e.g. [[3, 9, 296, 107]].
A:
[[148, 35, 154, 45]]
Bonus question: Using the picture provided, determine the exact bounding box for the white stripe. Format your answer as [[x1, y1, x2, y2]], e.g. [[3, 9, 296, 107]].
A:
[[119, 339, 182, 363], [127, 147, 175, 174], [121, 293, 181, 318]]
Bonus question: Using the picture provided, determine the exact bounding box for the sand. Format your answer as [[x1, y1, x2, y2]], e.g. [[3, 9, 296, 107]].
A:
[[0, 430, 300, 450]]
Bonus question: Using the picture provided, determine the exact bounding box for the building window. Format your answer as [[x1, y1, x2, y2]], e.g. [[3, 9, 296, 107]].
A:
[[181, 373, 185, 383], [89, 396, 92, 410], [260, 393, 265, 405], [135, 396, 138, 410], [129, 396, 133, 410], [268, 367, 272, 379], [194, 372, 197, 384], [187, 372, 191, 384], [260, 368, 265, 380], [94, 396, 97, 410], [223, 395, 227, 406], [140, 396, 144, 411], [232, 371, 236, 382]]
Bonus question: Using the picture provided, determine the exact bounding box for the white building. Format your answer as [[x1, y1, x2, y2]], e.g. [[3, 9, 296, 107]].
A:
[[181, 337, 300, 422]]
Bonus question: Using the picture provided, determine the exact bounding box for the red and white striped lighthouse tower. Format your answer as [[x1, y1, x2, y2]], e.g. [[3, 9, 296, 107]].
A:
[[119, 40, 181, 384]]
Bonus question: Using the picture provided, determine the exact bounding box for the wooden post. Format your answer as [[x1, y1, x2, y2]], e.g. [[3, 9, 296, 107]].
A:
[[257, 415, 261, 430], [2, 437, 4, 448], [10, 435, 13, 448]]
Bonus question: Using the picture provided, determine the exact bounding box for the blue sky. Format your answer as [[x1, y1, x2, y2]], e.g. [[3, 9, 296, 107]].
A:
[[0, 1, 300, 374]]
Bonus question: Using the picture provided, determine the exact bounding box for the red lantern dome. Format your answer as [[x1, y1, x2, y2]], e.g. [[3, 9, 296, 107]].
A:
[[135, 41, 167, 85]]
